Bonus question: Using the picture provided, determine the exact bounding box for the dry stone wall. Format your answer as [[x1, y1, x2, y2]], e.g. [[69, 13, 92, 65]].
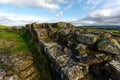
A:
[[26, 22, 120, 80]]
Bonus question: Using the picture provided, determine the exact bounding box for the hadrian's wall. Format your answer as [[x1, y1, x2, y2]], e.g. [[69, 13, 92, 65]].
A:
[[26, 22, 120, 80]]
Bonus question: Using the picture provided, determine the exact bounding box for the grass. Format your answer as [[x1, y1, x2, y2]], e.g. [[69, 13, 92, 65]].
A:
[[75, 26, 120, 37], [0, 30, 30, 54], [103, 29, 120, 37], [0, 25, 11, 29], [0, 26, 52, 80]]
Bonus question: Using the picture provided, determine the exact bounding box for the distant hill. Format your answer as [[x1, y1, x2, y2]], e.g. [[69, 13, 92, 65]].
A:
[[0, 25, 11, 29], [76, 25, 120, 30]]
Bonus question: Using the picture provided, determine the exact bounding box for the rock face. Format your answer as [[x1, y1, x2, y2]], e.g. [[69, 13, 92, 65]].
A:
[[26, 22, 120, 80], [0, 53, 40, 80], [97, 38, 120, 54]]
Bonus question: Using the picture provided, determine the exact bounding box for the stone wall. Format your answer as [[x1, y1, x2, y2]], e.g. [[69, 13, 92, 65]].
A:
[[26, 22, 120, 80]]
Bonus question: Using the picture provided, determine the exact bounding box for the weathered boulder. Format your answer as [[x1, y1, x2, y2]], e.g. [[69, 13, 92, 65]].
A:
[[76, 43, 88, 50], [56, 22, 68, 28], [75, 43, 88, 56], [77, 34, 98, 45], [97, 38, 120, 54], [35, 29, 48, 38], [45, 44, 70, 67], [48, 28, 57, 39], [104, 33, 112, 38], [68, 32, 78, 42], [58, 29, 71, 36], [81, 54, 112, 66]]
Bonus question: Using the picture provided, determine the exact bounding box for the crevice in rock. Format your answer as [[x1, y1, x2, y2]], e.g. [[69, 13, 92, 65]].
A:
[[89, 62, 111, 80], [39, 44, 62, 80]]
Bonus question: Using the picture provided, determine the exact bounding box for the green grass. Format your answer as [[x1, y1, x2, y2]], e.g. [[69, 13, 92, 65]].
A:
[[0, 25, 11, 29], [103, 29, 120, 37], [0, 30, 30, 54], [0, 28, 52, 80]]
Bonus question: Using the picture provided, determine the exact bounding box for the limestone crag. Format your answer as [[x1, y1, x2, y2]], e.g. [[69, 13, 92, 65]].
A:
[[26, 22, 120, 80]]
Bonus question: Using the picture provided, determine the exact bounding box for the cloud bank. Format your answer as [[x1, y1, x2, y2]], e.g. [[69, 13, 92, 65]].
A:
[[72, 0, 120, 26], [0, 0, 120, 26], [0, 0, 65, 10], [0, 13, 48, 26], [72, 10, 120, 26]]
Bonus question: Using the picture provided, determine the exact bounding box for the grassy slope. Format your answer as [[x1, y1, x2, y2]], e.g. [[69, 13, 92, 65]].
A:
[[0, 26, 52, 80], [0, 31, 31, 54], [20, 29, 52, 80]]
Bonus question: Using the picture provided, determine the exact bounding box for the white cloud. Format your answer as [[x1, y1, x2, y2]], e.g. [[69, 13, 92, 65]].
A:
[[1, 0, 120, 26], [0, 0, 65, 10], [77, 0, 105, 10], [72, 9, 120, 26], [65, 0, 75, 9], [66, 4, 72, 9], [72, 20, 97, 26], [56, 11, 63, 18], [103, 0, 120, 10], [0, 12, 48, 26], [72, 0, 120, 26], [89, 9, 112, 18]]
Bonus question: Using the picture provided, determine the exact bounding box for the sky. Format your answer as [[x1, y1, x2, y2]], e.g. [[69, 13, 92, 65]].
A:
[[0, 0, 120, 26]]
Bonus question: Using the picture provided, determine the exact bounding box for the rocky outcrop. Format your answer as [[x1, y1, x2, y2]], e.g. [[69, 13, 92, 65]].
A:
[[56, 22, 68, 28], [0, 53, 40, 80], [26, 22, 120, 80]]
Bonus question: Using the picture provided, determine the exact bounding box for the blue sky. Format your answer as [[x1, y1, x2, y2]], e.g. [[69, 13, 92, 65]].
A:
[[0, 0, 120, 26]]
